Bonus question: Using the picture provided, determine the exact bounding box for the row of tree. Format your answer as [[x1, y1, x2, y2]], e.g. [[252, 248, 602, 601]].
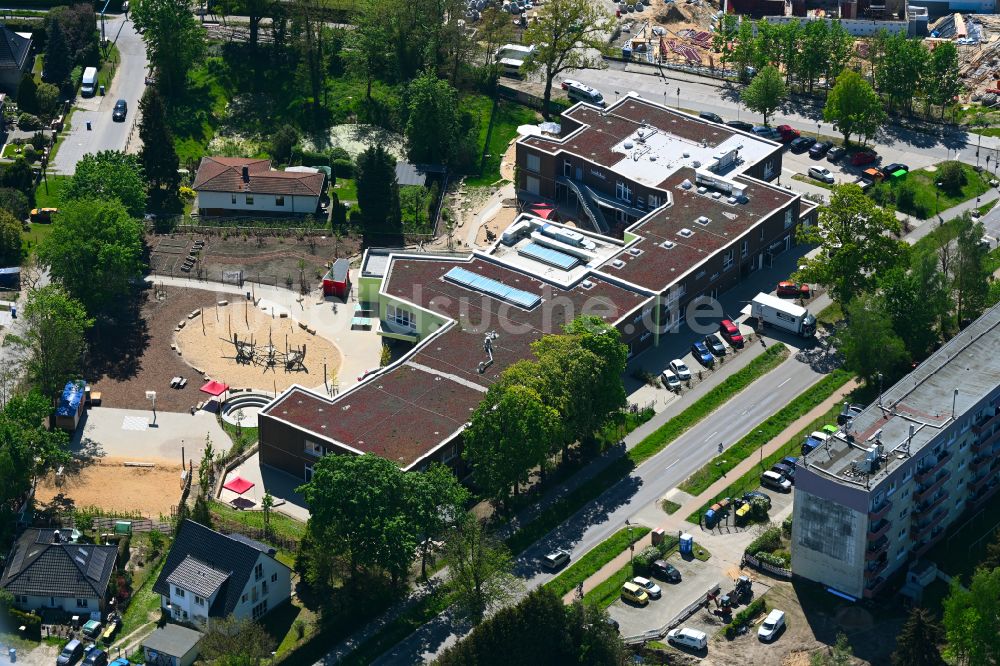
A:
[[42, 3, 101, 89]]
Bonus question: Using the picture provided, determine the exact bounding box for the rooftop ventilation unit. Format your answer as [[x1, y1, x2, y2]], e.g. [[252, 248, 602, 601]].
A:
[[682, 152, 690, 158], [727, 196, 739, 204], [678, 228, 693, 238], [581, 280, 595, 289], [623, 141, 634, 149], [611, 259, 626, 269], [628, 247, 643, 256], [692, 160, 702, 168], [660, 241, 676, 249], [696, 186, 708, 194], [681, 179, 693, 189], [711, 192, 722, 199], [649, 155, 657, 161], [696, 216, 710, 225]]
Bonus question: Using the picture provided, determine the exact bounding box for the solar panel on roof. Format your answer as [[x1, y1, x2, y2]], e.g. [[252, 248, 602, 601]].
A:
[[519, 243, 579, 270], [444, 267, 541, 309]]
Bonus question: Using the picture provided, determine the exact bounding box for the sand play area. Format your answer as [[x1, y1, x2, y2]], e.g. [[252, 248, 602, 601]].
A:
[[36, 457, 187, 517], [175, 301, 342, 394]]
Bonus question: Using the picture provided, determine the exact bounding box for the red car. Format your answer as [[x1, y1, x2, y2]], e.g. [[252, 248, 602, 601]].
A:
[[777, 281, 811, 298], [776, 124, 800, 142], [719, 319, 744, 348], [851, 151, 877, 166]]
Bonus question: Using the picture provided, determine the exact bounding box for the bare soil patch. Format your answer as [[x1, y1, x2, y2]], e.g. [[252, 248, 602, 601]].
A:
[[35, 457, 187, 518]]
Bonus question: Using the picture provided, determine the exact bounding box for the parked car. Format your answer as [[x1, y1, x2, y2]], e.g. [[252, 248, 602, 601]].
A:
[[704, 335, 726, 356], [790, 136, 816, 153], [821, 424, 839, 436], [726, 120, 754, 132], [621, 581, 650, 606], [851, 151, 878, 166], [802, 430, 830, 455], [760, 470, 792, 492], [670, 359, 692, 381], [112, 99, 128, 122], [699, 111, 724, 124], [605, 617, 620, 632], [808, 166, 835, 184], [633, 576, 662, 599], [29, 207, 59, 223], [742, 490, 772, 509], [541, 549, 570, 571], [82, 621, 103, 639], [58, 640, 85, 666], [776, 281, 810, 298], [752, 126, 780, 139], [109, 659, 130, 666], [838, 402, 864, 425], [780, 456, 799, 468], [881, 162, 909, 176], [651, 559, 682, 582], [667, 627, 708, 650], [809, 141, 832, 158], [827, 145, 846, 162], [83, 648, 109, 666], [758, 609, 786, 641], [776, 124, 799, 142], [661, 369, 682, 392], [691, 340, 715, 367], [771, 462, 795, 484], [719, 319, 744, 347]]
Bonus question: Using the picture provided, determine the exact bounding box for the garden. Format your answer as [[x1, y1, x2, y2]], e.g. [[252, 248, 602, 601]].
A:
[[873, 161, 991, 219]]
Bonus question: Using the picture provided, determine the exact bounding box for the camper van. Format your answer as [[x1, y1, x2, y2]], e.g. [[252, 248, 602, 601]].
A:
[[81, 67, 98, 97], [496, 44, 535, 78]]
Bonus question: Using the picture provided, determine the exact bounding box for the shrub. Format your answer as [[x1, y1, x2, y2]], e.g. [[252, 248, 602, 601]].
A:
[[30, 132, 49, 150], [330, 146, 351, 162], [9, 608, 41, 640], [332, 158, 355, 179], [781, 515, 793, 538], [22, 145, 37, 163], [17, 113, 42, 130], [746, 527, 782, 556], [755, 551, 791, 568], [937, 160, 966, 196], [724, 597, 767, 639], [869, 182, 894, 207], [632, 545, 661, 574], [179, 186, 195, 201], [117, 535, 131, 570]]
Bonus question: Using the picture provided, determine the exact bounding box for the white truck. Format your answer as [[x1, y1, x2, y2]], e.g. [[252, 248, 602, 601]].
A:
[[750, 292, 816, 337], [81, 67, 98, 97], [495, 43, 535, 78]]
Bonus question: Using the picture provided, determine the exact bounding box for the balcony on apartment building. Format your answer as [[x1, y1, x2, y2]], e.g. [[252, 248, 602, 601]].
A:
[[864, 574, 887, 596], [972, 426, 1000, 454], [868, 498, 893, 522], [970, 452, 992, 473], [969, 470, 994, 493], [915, 489, 950, 514], [914, 470, 952, 504], [866, 534, 890, 560], [912, 507, 947, 541], [868, 518, 893, 541], [865, 556, 888, 579], [972, 406, 1000, 435], [968, 481, 1000, 509], [915, 452, 952, 485]]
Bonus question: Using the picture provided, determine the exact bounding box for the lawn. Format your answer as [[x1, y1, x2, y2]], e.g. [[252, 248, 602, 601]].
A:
[[543, 527, 651, 599], [660, 499, 681, 515], [98, 43, 121, 93], [815, 300, 843, 327], [679, 368, 853, 498], [792, 173, 834, 190], [463, 95, 539, 188], [34, 173, 71, 209], [119, 558, 165, 639], [209, 500, 307, 542], [333, 177, 358, 203], [888, 162, 991, 219], [22, 221, 53, 255], [220, 419, 258, 455]]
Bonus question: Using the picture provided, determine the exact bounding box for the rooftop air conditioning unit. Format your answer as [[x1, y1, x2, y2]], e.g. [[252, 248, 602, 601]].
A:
[[623, 141, 634, 149], [696, 216, 710, 225], [611, 259, 626, 269], [681, 179, 693, 189], [628, 247, 642, 256], [581, 280, 595, 289], [661, 241, 676, 249], [697, 187, 708, 194], [678, 228, 693, 238]]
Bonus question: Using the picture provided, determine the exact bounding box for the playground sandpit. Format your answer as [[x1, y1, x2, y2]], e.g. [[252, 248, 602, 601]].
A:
[[174, 301, 342, 394]]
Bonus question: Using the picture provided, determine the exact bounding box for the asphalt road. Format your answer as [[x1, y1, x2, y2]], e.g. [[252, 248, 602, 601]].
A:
[[374, 337, 829, 662], [52, 14, 148, 174]]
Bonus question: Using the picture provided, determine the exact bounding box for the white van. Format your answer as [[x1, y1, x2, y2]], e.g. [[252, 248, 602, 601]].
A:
[[562, 79, 606, 107], [81, 67, 98, 97], [760, 470, 792, 493], [496, 43, 535, 78], [666, 627, 707, 650], [758, 608, 786, 641]]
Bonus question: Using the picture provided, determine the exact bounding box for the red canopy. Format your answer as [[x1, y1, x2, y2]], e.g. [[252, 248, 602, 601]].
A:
[[223, 476, 254, 495], [200, 380, 230, 396], [527, 203, 556, 220]]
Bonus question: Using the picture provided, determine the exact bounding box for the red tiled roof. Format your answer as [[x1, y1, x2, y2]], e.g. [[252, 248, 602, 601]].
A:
[[192, 157, 325, 196], [264, 255, 648, 467]]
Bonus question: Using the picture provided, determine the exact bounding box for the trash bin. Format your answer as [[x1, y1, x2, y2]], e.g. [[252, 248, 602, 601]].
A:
[[99, 85, 105, 96], [9, 647, 16, 662], [86, 121, 92, 131]]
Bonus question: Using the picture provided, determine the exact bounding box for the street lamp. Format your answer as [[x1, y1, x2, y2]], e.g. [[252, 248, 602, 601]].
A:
[[817, 122, 822, 139], [626, 519, 634, 569], [145, 390, 156, 426], [758, 429, 765, 466], [677, 86, 680, 110], [936, 181, 943, 223]]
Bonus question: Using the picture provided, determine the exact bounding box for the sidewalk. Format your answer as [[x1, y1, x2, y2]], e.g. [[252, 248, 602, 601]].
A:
[[564, 379, 856, 600]]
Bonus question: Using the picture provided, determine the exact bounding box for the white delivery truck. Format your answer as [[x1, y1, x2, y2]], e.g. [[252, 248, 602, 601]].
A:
[[81, 67, 98, 97], [750, 292, 816, 337]]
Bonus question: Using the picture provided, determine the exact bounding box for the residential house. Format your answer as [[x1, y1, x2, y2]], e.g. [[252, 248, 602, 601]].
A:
[[153, 520, 291, 625], [192, 157, 325, 216], [0, 528, 117, 615], [0, 27, 32, 96]]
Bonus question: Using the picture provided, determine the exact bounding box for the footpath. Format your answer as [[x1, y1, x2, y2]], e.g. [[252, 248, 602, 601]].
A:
[[563, 379, 856, 603]]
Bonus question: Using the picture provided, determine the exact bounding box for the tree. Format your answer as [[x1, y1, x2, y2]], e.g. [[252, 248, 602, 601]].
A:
[[0, 188, 30, 221], [49, 5, 100, 68], [37, 199, 145, 316], [341, 0, 391, 102], [730, 18, 757, 82], [943, 568, 1000, 666], [6, 286, 93, 400], [982, 529, 1000, 571], [406, 72, 460, 165], [131, 0, 206, 97], [937, 161, 966, 196], [741, 65, 786, 126], [16, 74, 37, 115], [65, 151, 148, 218], [270, 124, 299, 165], [879, 253, 951, 360], [261, 491, 274, 537], [410, 463, 469, 579], [462, 383, 559, 507], [0, 159, 35, 199], [825, 21, 854, 87], [892, 607, 946, 666], [200, 616, 276, 666], [522, 0, 609, 118], [824, 70, 886, 146], [44, 19, 71, 85], [953, 216, 990, 326], [36, 83, 62, 120], [226, 0, 280, 52], [297, 453, 420, 586], [444, 514, 520, 624], [0, 210, 21, 266], [926, 40, 961, 118], [356, 144, 401, 242], [876, 33, 927, 114], [835, 295, 909, 386], [138, 87, 181, 204], [811, 633, 854, 666], [796, 184, 908, 305], [796, 19, 829, 93]]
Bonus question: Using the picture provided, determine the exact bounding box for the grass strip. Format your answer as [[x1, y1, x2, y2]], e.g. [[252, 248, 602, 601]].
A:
[[680, 368, 853, 496], [543, 527, 651, 599], [684, 369, 855, 523], [209, 500, 307, 541], [660, 499, 681, 515], [337, 588, 453, 666], [506, 344, 789, 555]]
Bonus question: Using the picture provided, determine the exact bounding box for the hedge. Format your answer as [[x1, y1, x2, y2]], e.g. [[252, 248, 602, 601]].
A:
[[9, 608, 42, 640], [746, 527, 782, 556], [724, 597, 768, 639], [542, 526, 650, 599]]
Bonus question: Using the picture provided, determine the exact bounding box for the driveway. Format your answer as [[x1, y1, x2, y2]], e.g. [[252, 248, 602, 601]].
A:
[[52, 14, 148, 174]]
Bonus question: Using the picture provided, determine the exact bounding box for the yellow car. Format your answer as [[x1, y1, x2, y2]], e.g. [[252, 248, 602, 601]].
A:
[[621, 581, 649, 606], [29, 207, 59, 223]]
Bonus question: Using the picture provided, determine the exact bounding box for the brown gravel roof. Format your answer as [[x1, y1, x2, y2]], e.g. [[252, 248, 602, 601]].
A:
[[193, 157, 325, 196]]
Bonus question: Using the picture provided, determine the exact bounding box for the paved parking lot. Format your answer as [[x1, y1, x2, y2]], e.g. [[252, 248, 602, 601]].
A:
[[608, 550, 723, 637]]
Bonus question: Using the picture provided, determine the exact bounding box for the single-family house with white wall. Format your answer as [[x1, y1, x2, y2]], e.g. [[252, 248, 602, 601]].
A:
[[0, 528, 117, 615], [153, 520, 291, 626], [192, 157, 325, 216]]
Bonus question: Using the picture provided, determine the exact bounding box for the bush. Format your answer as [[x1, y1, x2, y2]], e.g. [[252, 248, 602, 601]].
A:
[[781, 515, 793, 538], [179, 186, 196, 201], [755, 551, 791, 568], [117, 535, 131, 570], [937, 160, 966, 196], [9, 608, 41, 640], [22, 145, 37, 163], [724, 598, 767, 639], [17, 113, 42, 130], [30, 131, 49, 151], [332, 158, 355, 179], [632, 545, 661, 574], [330, 146, 351, 162], [869, 182, 894, 207], [746, 527, 782, 556]]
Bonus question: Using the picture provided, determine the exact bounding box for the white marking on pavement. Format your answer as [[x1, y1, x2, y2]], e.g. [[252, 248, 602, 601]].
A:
[[706, 430, 718, 441], [121, 416, 149, 431], [778, 377, 792, 388], [664, 459, 679, 472]]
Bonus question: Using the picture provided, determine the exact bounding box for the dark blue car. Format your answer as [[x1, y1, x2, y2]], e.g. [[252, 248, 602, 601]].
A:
[[691, 341, 714, 367]]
